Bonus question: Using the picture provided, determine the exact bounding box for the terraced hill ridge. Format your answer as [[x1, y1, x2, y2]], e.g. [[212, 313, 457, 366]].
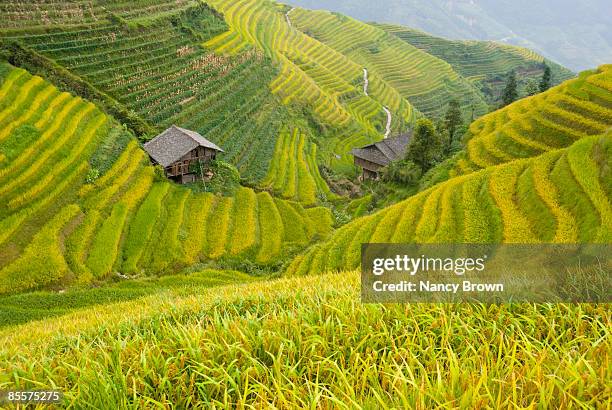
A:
[[1, 272, 608, 407], [289, 8, 489, 119], [261, 127, 334, 205], [201, 0, 423, 172], [2, 4, 296, 183], [375, 23, 575, 103], [0, 0, 198, 29], [287, 134, 612, 275], [456, 65, 612, 175], [0, 64, 333, 295]]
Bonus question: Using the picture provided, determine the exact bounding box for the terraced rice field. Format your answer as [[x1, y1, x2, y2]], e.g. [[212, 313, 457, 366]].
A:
[[287, 134, 612, 275], [204, 0, 418, 169], [457, 65, 612, 174], [289, 9, 489, 119], [261, 127, 333, 205], [376, 23, 574, 95], [0, 0, 196, 29], [3, 5, 287, 182], [0, 64, 333, 294]]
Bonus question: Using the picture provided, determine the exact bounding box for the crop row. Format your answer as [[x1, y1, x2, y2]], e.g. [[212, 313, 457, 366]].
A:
[[0, 0, 195, 28], [9, 8, 288, 182], [376, 24, 574, 86], [262, 128, 331, 205], [460, 65, 612, 172], [287, 134, 611, 275], [204, 0, 416, 164], [289, 9, 488, 119]]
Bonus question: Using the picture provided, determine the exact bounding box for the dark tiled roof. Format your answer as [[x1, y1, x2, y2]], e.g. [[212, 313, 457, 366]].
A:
[[143, 125, 223, 167], [350, 133, 411, 166]]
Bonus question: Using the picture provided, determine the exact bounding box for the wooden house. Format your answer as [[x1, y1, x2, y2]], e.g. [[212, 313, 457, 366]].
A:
[[144, 125, 224, 184], [350, 133, 411, 180]]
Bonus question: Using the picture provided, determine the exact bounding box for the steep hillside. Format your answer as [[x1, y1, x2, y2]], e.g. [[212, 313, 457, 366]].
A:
[[285, 0, 612, 72], [375, 23, 575, 103], [0, 0, 197, 28], [289, 8, 489, 119], [0, 64, 333, 295], [287, 134, 611, 275], [1, 272, 609, 407], [456, 65, 612, 174], [2, 4, 295, 183], [202, 0, 420, 172]]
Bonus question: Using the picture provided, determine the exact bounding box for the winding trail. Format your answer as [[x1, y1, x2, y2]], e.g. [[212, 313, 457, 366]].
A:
[[363, 68, 369, 96], [383, 106, 392, 139], [285, 7, 295, 27]]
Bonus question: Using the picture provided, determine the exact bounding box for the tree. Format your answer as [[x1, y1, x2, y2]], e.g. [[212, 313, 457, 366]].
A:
[[405, 118, 440, 174], [443, 99, 463, 154], [501, 70, 519, 107], [539, 64, 552, 92], [524, 78, 540, 96]]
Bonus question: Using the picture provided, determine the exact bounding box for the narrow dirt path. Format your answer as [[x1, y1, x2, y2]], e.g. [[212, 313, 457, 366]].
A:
[[383, 106, 392, 139], [286, 7, 295, 27], [363, 68, 369, 96]]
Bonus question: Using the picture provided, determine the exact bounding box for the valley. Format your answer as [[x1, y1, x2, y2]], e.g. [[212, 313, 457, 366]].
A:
[[0, 0, 610, 407]]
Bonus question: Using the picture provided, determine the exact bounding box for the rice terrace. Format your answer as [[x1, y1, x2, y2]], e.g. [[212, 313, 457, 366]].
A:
[[0, 0, 610, 408]]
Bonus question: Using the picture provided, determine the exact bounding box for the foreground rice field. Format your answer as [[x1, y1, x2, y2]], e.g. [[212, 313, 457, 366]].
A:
[[0, 272, 608, 408]]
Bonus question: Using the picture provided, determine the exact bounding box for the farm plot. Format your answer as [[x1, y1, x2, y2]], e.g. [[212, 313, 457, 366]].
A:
[[289, 8, 489, 119], [458, 65, 612, 173], [261, 127, 332, 205], [376, 23, 574, 96], [287, 134, 611, 275], [0, 64, 333, 294], [4, 5, 287, 182]]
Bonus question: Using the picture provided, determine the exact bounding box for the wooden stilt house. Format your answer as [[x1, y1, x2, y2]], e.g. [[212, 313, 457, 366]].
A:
[[144, 125, 224, 184], [350, 133, 411, 180]]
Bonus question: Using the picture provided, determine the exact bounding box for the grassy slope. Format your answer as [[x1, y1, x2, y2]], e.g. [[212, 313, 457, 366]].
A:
[[289, 8, 489, 119], [287, 133, 612, 275], [376, 23, 575, 102], [0, 272, 609, 407], [455, 64, 612, 175], [0, 64, 333, 295]]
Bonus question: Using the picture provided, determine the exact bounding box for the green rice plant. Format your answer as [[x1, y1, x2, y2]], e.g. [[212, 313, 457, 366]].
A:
[[458, 65, 612, 175], [460, 172, 503, 243], [289, 135, 608, 275], [7, 114, 108, 209], [515, 163, 556, 242], [256, 191, 283, 263], [205, 196, 233, 259], [566, 136, 612, 241], [86, 203, 129, 278], [530, 151, 579, 242], [273, 199, 308, 243], [65, 210, 100, 284], [376, 23, 574, 102], [0, 205, 80, 294], [304, 206, 333, 238], [149, 188, 190, 273], [2, 273, 607, 408], [180, 193, 215, 265], [228, 187, 258, 255], [121, 183, 170, 274], [488, 160, 539, 242]]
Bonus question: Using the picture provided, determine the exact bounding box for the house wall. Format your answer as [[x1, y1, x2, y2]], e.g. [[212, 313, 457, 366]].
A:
[[166, 147, 219, 179]]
